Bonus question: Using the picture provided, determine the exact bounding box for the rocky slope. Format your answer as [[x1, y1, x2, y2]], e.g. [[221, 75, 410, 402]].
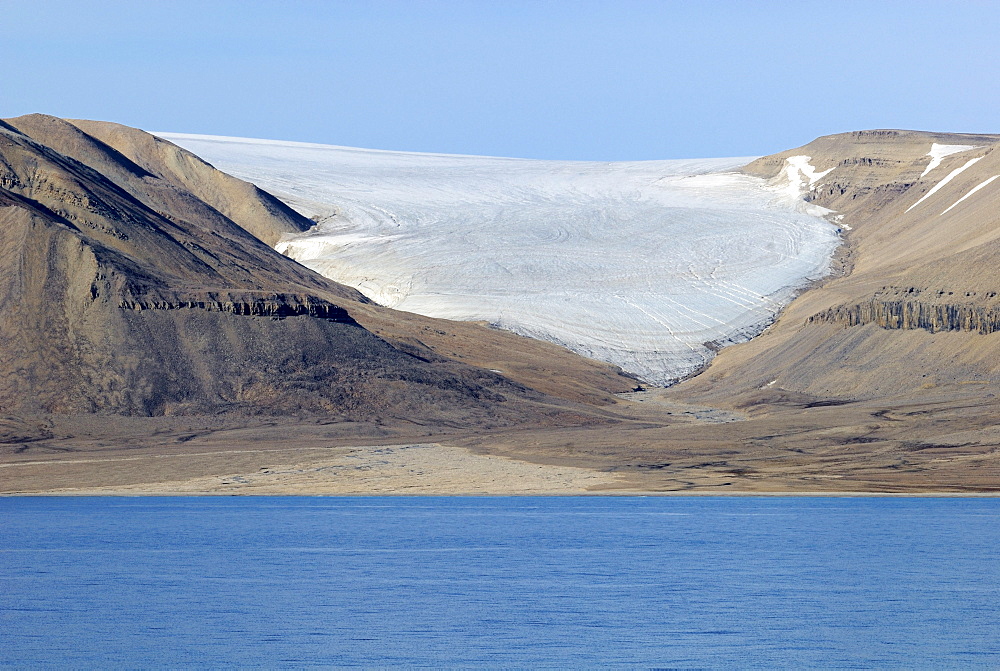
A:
[[675, 129, 1000, 404], [0, 114, 630, 422]]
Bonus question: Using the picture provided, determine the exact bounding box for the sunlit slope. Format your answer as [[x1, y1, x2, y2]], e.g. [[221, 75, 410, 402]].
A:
[[159, 134, 840, 385], [677, 129, 1000, 405]]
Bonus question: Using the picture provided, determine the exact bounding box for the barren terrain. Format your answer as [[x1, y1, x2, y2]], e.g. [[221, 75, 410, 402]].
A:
[[3, 121, 1000, 495]]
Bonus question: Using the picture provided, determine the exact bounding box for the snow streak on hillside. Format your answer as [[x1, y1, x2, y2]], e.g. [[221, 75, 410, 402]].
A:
[[158, 133, 841, 385]]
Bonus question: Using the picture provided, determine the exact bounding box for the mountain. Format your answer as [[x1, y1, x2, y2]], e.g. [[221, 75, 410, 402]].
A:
[[678, 129, 1000, 405], [0, 114, 630, 423]]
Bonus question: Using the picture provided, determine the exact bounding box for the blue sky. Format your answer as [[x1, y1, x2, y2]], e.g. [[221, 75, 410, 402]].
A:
[[3, 0, 998, 160]]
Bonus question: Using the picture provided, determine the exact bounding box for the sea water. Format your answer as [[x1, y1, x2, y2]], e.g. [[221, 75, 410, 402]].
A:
[[2, 497, 998, 668]]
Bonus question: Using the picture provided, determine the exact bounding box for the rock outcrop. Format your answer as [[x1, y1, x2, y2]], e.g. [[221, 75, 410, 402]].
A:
[[114, 292, 355, 321], [809, 288, 1000, 335]]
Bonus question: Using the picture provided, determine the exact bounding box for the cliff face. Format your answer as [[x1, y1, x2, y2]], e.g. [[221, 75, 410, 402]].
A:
[[675, 128, 1000, 405], [808, 287, 1000, 334], [0, 114, 627, 421]]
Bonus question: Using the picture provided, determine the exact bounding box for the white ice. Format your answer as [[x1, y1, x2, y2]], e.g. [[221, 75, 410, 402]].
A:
[[906, 156, 984, 213], [920, 143, 981, 178], [157, 133, 841, 385], [941, 175, 1000, 215]]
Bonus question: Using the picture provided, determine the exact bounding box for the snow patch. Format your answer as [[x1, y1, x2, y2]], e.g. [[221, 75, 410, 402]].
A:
[[920, 143, 981, 178], [158, 132, 841, 386], [770, 156, 836, 218], [941, 175, 1000, 215], [787, 155, 834, 187], [906, 156, 984, 213]]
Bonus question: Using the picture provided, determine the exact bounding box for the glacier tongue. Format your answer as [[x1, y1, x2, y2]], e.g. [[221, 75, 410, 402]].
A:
[[156, 133, 841, 386]]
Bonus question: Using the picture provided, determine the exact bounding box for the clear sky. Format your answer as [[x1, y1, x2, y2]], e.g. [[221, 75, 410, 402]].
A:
[[3, 0, 998, 160]]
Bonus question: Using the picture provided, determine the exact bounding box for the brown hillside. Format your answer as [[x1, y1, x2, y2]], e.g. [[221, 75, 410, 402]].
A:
[[0, 114, 630, 422], [676, 129, 1000, 405], [67, 118, 314, 247]]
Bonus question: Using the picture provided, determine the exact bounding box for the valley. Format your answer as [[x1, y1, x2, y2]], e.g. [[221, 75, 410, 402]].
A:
[[2, 117, 999, 494]]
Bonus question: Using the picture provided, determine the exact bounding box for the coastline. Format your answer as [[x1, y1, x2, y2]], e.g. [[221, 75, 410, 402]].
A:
[[3, 439, 998, 497]]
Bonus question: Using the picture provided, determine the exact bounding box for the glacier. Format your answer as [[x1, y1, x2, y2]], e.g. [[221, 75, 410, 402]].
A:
[[156, 133, 841, 385]]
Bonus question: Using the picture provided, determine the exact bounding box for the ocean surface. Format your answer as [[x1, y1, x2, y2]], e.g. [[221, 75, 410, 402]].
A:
[[2, 497, 998, 668]]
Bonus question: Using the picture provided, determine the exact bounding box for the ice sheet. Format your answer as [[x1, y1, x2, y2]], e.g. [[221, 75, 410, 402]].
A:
[[158, 133, 841, 385]]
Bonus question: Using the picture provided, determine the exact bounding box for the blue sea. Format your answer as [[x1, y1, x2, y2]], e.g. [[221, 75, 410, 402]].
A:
[[2, 497, 999, 669]]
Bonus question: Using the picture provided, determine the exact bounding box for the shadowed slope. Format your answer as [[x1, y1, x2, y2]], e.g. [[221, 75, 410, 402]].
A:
[[67, 117, 315, 247], [50, 116, 636, 407]]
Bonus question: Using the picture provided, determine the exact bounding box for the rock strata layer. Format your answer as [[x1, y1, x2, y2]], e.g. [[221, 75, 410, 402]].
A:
[[809, 288, 1000, 335]]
